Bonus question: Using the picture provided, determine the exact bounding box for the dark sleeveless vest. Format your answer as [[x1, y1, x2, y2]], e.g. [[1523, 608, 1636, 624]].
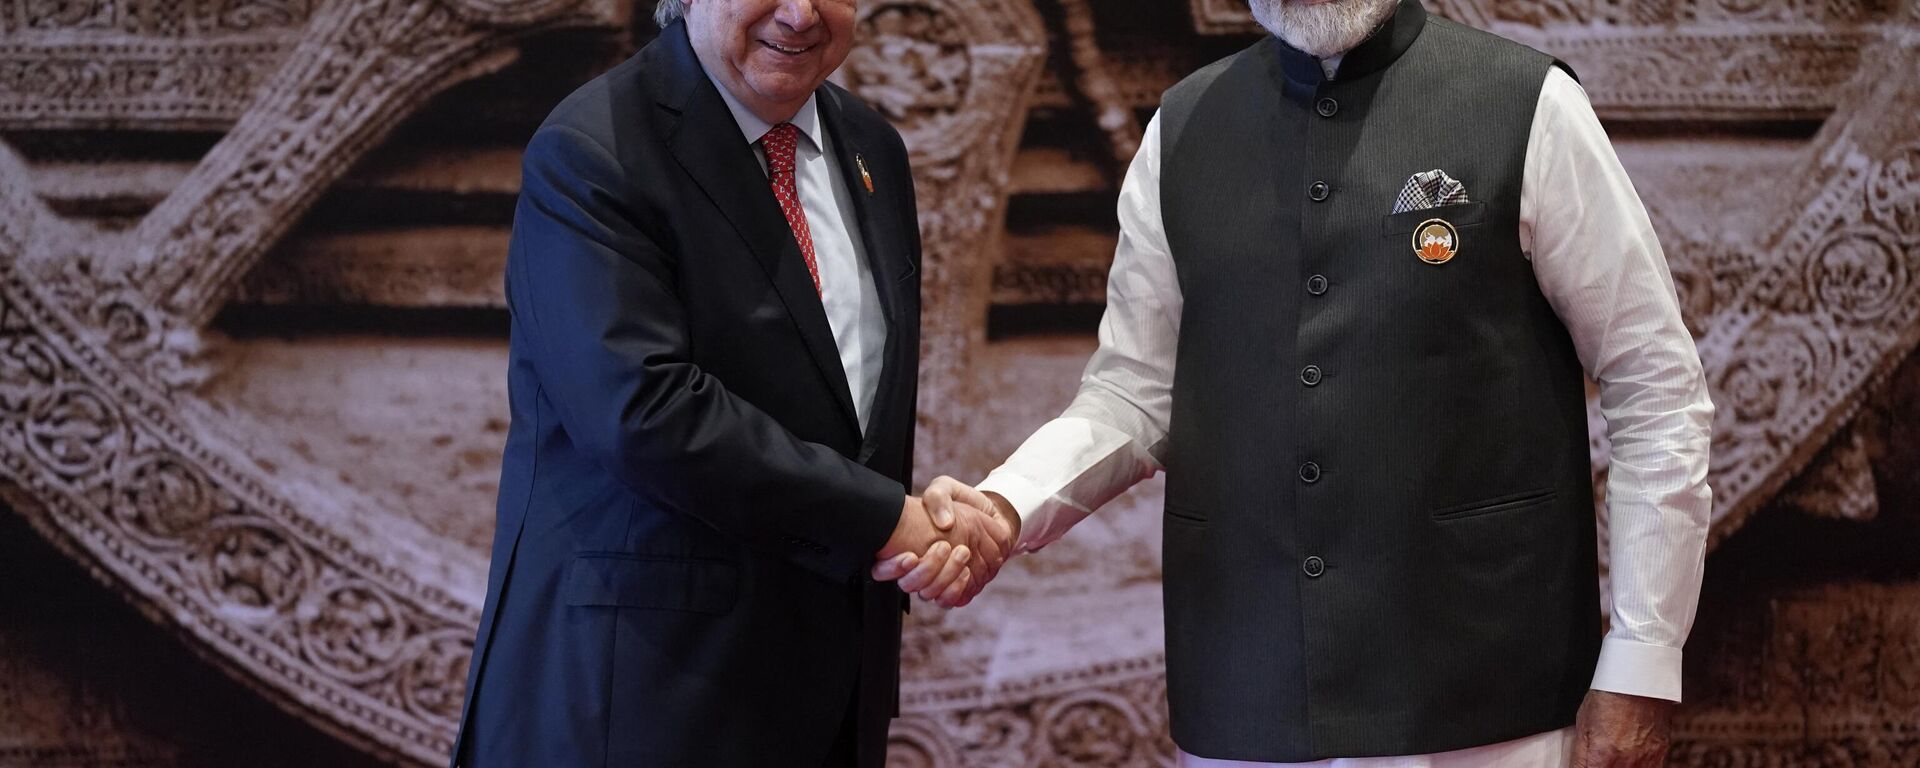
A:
[[1155, 1, 1599, 760]]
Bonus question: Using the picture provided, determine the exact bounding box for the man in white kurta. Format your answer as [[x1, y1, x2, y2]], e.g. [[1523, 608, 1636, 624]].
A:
[[886, 1, 1714, 765]]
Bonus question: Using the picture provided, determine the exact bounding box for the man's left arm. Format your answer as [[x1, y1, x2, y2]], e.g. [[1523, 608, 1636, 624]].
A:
[[1520, 67, 1715, 764]]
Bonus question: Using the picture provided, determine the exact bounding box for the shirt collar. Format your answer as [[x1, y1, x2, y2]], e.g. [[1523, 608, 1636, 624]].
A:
[[1322, 54, 1343, 80], [704, 66, 822, 151]]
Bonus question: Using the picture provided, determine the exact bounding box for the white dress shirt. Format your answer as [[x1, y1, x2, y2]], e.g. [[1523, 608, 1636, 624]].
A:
[[709, 73, 889, 432], [977, 67, 1715, 767]]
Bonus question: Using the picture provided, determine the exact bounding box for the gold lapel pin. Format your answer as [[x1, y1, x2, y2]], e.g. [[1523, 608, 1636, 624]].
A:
[[1413, 218, 1459, 265], [856, 154, 874, 195]]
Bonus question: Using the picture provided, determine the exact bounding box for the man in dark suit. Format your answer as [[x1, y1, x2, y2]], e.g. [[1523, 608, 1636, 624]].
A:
[[449, 1, 1013, 766]]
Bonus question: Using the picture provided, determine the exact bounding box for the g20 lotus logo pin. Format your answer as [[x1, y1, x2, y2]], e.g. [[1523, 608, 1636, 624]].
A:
[[1413, 219, 1459, 265]]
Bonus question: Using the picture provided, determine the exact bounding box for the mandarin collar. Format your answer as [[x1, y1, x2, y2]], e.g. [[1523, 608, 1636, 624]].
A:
[[1271, 0, 1428, 87]]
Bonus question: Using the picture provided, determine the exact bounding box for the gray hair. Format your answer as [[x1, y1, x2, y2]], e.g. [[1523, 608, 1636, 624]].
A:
[[653, 0, 687, 26]]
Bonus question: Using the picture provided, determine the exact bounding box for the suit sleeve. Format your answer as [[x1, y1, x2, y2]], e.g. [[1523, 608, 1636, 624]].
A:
[[506, 123, 904, 582]]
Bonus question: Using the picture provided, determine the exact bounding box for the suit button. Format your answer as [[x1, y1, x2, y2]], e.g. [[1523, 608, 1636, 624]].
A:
[[1300, 365, 1322, 386], [1316, 97, 1338, 117], [1308, 181, 1330, 202], [1303, 556, 1326, 578], [1299, 462, 1321, 484], [1306, 274, 1328, 296]]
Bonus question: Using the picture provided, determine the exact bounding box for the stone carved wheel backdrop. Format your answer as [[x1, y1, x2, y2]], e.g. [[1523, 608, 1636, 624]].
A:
[[0, 0, 1917, 766]]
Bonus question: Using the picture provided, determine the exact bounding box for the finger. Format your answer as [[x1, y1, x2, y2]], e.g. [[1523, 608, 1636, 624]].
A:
[[968, 523, 1002, 585], [958, 559, 993, 606], [871, 552, 916, 582], [918, 545, 971, 600], [961, 505, 1004, 563], [924, 480, 956, 530], [895, 541, 950, 593], [966, 508, 1007, 579], [933, 568, 973, 608], [916, 545, 970, 601], [951, 484, 1013, 545], [952, 482, 997, 520], [961, 547, 992, 598], [978, 504, 1017, 555], [952, 529, 998, 599], [1567, 733, 1591, 768]]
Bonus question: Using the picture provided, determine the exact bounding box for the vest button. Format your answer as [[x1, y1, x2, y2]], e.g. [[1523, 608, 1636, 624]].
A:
[[1306, 274, 1328, 295], [1316, 97, 1338, 117], [1303, 556, 1326, 578], [1299, 462, 1321, 484], [1300, 365, 1322, 386], [1308, 181, 1330, 201]]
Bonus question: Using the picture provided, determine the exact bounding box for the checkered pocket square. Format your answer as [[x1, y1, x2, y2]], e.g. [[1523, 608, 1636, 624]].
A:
[[1392, 169, 1470, 214]]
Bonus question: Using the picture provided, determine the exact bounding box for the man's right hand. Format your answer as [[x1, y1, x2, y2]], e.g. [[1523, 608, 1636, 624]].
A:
[[872, 477, 1017, 607]]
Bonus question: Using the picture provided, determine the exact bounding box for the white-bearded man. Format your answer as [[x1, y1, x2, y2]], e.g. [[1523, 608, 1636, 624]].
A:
[[879, 0, 1714, 765]]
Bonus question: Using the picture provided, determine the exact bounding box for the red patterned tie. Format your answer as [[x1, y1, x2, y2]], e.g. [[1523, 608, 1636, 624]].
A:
[[761, 123, 822, 295]]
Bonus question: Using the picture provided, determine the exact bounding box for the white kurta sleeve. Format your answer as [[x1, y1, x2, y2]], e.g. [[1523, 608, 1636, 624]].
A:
[[1520, 67, 1715, 703], [978, 112, 1182, 553]]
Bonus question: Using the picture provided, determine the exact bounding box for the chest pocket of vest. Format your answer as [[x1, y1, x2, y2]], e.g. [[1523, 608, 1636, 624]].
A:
[[1380, 201, 1487, 237]]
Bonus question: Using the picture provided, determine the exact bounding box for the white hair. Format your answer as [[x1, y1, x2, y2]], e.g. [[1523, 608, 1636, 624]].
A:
[[653, 0, 687, 27], [1248, 0, 1397, 59]]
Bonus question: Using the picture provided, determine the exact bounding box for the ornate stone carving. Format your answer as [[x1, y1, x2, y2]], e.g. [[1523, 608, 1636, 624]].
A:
[[889, 674, 1176, 767], [840, 0, 1048, 476], [844, 3, 973, 159], [1695, 52, 1920, 546], [192, 518, 315, 620], [1190, 0, 1260, 34], [1188, 0, 1872, 120], [0, 1, 620, 763], [2, 0, 315, 35], [1779, 425, 1881, 521], [1, 0, 1917, 765], [1540, 30, 1864, 121]]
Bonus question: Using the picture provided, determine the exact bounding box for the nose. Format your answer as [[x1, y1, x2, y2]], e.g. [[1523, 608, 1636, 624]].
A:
[[773, 0, 819, 32]]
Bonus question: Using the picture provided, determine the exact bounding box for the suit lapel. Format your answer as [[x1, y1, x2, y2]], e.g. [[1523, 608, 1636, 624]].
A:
[[656, 27, 862, 439], [818, 88, 916, 328], [818, 88, 918, 458]]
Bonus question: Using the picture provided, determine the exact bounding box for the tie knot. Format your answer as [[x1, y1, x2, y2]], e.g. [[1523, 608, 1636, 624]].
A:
[[763, 122, 799, 175]]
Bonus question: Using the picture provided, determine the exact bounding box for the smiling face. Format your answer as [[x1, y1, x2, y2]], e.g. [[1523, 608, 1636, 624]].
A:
[[685, 0, 858, 125]]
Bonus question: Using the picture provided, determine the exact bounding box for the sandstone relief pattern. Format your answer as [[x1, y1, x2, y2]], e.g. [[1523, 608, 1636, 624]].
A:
[[0, 0, 1914, 765]]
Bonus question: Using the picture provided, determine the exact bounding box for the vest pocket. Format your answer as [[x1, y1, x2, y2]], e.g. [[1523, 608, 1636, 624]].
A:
[[1380, 201, 1487, 236], [1431, 488, 1557, 521], [562, 552, 739, 614], [1164, 503, 1210, 525]]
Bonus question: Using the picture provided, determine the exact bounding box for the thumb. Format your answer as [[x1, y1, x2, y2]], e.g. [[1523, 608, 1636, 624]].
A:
[[955, 483, 996, 518], [925, 480, 957, 530]]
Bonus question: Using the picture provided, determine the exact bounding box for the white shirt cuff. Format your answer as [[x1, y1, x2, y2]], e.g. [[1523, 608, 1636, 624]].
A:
[[1590, 637, 1684, 702], [975, 470, 1062, 554]]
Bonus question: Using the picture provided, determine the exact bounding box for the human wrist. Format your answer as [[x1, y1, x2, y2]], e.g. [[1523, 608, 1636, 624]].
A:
[[881, 495, 928, 557], [982, 491, 1021, 542]]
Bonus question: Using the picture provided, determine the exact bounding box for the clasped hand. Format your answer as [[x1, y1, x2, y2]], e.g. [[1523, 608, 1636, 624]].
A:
[[871, 477, 1017, 608]]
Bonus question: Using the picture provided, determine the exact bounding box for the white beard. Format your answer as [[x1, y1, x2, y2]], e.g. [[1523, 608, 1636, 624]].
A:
[[1249, 0, 1399, 60]]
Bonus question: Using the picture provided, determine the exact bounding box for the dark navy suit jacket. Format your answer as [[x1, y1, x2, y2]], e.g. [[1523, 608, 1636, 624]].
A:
[[451, 21, 921, 768]]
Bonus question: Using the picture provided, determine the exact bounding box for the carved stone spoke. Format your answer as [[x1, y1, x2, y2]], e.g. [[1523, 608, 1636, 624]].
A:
[[0, 1, 621, 763], [127, 0, 494, 327], [840, 0, 1047, 477], [0, 0, 1916, 765]]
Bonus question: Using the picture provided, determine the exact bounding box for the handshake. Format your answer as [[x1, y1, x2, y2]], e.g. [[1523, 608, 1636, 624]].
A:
[[872, 477, 1019, 608]]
